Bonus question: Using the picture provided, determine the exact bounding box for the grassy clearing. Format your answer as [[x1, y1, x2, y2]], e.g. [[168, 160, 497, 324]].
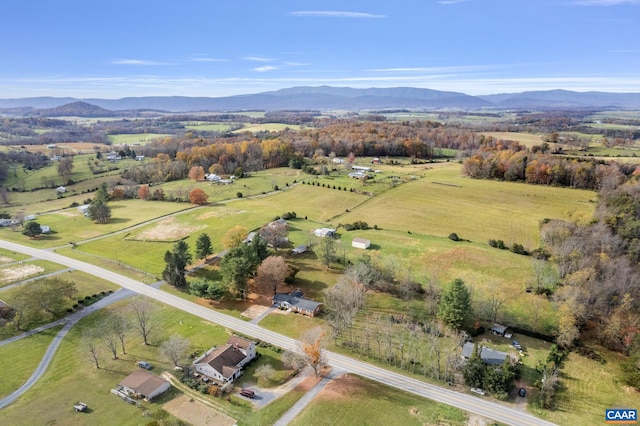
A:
[[482, 131, 546, 147], [106, 133, 171, 145], [338, 163, 595, 247], [289, 374, 467, 426], [0, 200, 194, 248], [258, 313, 326, 339], [0, 325, 63, 399], [183, 123, 231, 132], [0, 270, 118, 301], [56, 247, 157, 284], [0, 248, 30, 264], [232, 123, 304, 133], [531, 347, 640, 426]]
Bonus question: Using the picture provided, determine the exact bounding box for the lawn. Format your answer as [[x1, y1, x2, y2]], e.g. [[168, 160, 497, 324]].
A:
[[289, 374, 467, 426], [0, 298, 237, 425], [338, 163, 595, 247], [0, 199, 195, 248], [0, 259, 66, 288], [106, 133, 171, 145], [0, 325, 63, 399]]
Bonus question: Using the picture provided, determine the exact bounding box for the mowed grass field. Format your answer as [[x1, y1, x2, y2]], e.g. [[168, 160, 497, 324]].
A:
[[0, 325, 63, 399], [289, 374, 467, 426], [338, 163, 595, 248], [482, 131, 546, 147], [106, 133, 171, 145]]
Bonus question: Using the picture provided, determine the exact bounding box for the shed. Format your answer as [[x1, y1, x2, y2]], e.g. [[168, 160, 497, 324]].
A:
[[352, 238, 370, 249], [491, 324, 510, 337], [118, 370, 170, 401], [56, 186, 66, 193], [292, 245, 307, 255], [40, 225, 50, 234], [314, 228, 336, 238]]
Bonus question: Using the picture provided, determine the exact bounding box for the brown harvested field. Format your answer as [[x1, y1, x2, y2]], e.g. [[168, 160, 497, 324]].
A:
[[7, 142, 110, 154], [133, 217, 206, 241], [314, 374, 362, 401], [162, 395, 236, 426]]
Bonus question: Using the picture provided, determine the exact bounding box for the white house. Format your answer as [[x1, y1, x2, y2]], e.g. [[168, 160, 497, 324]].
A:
[[351, 165, 371, 172], [352, 238, 370, 249], [135, 155, 145, 161], [348, 171, 366, 179], [56, 186, 66, 194], [118, 370, 170, 401], [192, 336, 256, 385], [40, 225, 50, 234], [206, 173, 221, 182]]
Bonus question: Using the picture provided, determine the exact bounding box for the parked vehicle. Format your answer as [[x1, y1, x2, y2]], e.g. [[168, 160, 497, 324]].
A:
[[136, 361, 152, 370], [470, 388, 485, 396], [519, 387, 527, 397], [74, 402, 87, 412], [239, 389, 255, 398], [512, 340, 522, 350]]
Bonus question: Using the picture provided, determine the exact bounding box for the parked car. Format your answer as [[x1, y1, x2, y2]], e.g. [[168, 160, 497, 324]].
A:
[[136, 361, 152, 370], [239, 389, 255, 398], [512, 340, 522, 350], [518, 387, 527, 397], [74, 401, 87, 412], [470, 388, 485, 396]]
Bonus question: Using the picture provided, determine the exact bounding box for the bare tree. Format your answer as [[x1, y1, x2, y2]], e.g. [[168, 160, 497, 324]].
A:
[[81, 328, 102, 369], [323, 277, 365, 341], [486, 285, 507, 324], [256, 256, 288, 295], [282, 350, 306, 371], [100, 316, 121, 360], [112, 314, 131, 354], [160, 334, 191, 367], [260, 222, 288, 249], [128, 297, 157, 346], [299, 326, 327, 376], [57, 157, 74, 184]]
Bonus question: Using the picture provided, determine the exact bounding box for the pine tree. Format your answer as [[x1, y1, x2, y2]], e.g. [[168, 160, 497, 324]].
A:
[[195, 233, 213, 260], [437, 278, 472, 329]]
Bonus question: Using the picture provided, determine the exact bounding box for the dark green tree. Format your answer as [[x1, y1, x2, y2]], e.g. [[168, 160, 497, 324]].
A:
[[463, 343, 486, 389], [437, 278, 472, 329], [162, 240, 192, 287], [22, 221, 43, 238], [88, 182, 112, 224], [219, 253, 253, 299], [195, 233, 213, 260], [484, 358, 517, 399]]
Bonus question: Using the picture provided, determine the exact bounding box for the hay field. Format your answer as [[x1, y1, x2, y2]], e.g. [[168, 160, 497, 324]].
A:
[[338, 163, 595, 248]]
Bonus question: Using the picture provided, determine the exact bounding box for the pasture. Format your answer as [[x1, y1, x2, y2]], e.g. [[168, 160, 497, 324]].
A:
[[338, 163, 595, 247], [106, 133, 171, 145]]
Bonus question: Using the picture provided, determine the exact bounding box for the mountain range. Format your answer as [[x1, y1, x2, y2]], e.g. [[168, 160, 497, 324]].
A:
[[1, 86, 640, 115]]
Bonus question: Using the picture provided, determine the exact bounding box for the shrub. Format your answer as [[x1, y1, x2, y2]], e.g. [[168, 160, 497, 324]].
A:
[[448, 233, 460, 241], [236, 192, 243, 198]]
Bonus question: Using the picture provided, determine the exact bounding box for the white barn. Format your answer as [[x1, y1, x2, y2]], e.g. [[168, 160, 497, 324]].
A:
[[352, 238, 370, 249]]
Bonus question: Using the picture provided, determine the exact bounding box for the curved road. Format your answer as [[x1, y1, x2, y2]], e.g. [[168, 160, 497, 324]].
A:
[[0, 239, 554, 426]]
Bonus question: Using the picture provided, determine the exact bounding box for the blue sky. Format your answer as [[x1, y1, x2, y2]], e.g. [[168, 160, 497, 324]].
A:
[[1, 0, 639, 98]]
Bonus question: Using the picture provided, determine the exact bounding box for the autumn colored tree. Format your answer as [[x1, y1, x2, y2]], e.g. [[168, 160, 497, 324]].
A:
[[257, 256, 288, 295], [138, 185, 150, 200], [299, 326, 326, 376], [188, 166, 205, 181], [189, 188, 208, 205], [222, 226, 248, 249]]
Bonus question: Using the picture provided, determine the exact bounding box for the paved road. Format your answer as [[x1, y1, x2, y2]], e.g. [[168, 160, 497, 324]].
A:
[[0, 239, 555, 426]]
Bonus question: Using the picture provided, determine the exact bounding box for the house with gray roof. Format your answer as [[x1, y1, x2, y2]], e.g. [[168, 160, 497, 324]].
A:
[[192, 335, 256, 385], [273, 289, 323, 317], [461, 342, 509, 366]]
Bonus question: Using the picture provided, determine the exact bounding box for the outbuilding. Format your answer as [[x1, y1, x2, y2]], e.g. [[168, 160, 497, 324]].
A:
[[352, 238, 370, 249], [118, 370, 170, 401]]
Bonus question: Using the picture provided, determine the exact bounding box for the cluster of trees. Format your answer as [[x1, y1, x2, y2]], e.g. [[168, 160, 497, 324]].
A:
[[462, 138, 637, 190], [87, 182, 112, 224], [5, 278, 77, 330], [463, 344, 518, 400]]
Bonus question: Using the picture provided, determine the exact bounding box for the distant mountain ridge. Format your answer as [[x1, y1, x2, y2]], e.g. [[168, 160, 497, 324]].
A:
[[1, 86, 640, 114]]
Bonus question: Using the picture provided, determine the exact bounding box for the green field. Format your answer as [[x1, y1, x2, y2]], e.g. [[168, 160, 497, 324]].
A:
[[233, 123, 304, 133], [290, 374, 467, 426], [106, 133, 171, 145], [183, 123, 231, 132], [338, 163, 595, 247], [0, 326, 63, 399]]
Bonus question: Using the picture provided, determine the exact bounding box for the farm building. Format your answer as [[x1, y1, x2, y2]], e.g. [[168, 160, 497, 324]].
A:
[[40, 225, 50, 234], [118, 370, 170, 401], [292, 245, 307, 254], [192, 336, 256, 385], [78, 205, 90, 214], [461, 342, 509, 366], [273, 289, 323, 317], [348, 171, 366, 179], [352, 238, 370, 249], [206, 173, 221, 182], [0, 219, 14, 227], [24, 215, 36, 221], [491, 323, 512, 338], [351, 165, 371, 172], [135, 155, 145, 161], [56, 186, 66, 194], [314, 228, 336, 238]]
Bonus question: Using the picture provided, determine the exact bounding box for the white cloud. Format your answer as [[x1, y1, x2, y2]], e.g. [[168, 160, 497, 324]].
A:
[[112, 59, 172, 66], [188, 56, 228, 62], [574, 0, 639, 5], [242, 56, 273, 62], [253, 66, 277, 72], [290, 11, 385, 18]]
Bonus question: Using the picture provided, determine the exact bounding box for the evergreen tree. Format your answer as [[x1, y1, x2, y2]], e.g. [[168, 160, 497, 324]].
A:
[[162, 240, 192, 287], [88, 182, 112, 224], [22, 221, 43, 238], [463, 343, 486, 388], [437, 278, 472, 329], [195, 233, 213, 260]]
